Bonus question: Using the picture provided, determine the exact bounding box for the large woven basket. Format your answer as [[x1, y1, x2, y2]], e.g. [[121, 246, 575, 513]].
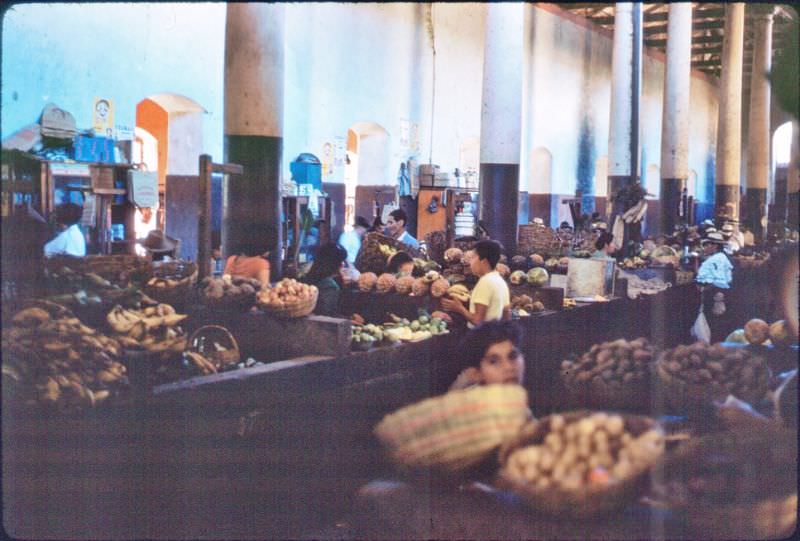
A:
[[496, 411, 664, 519], [355, 232, 421, 274], [144, 260, 198, 309], [45, 254, 153, 286], [517, 224, 561, 257], [258, 287, 318, 318], [186, 325, 240, 371], [374, 384, 530, 475]]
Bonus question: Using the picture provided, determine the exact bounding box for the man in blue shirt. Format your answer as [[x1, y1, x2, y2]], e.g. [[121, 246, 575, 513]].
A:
[[385, 208, 419, 249]]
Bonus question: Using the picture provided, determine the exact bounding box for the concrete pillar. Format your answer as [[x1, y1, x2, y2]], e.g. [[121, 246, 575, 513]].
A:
[[479, 2, 524, 254], [788, 121, 800, 229], [714, 3, 746, 223], [608, 2, 643, 245], [659, 3, 692, 234], [745, 6, 775, 239], [223, 4, 284, 277]]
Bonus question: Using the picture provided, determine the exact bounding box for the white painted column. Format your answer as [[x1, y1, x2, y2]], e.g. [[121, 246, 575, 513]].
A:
[[715, 3, 746, 223], [788, 120, 800, 229], [478, 1, 524, 253], [659, 3, 692, 233], [223, 3, 285, 276]]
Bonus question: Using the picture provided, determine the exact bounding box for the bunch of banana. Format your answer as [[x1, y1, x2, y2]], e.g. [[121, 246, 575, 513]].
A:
[[446, 284, 471, 303], [563, 298, 578, 308], [622, 199, 649, 224], [147, 276, 191, 288], [183, 351, 218, 375], [379, 243, 398, 258], [106, 304, 187, 356], [2, 307, 128, 413]]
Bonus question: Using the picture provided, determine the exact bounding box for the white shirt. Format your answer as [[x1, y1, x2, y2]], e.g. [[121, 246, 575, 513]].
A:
[[44, 223, 86, 257], [696, 251, 732, 289], [468, 270, 510, 327], [338, 230, 362, 264], [397, 230, 419, 249]]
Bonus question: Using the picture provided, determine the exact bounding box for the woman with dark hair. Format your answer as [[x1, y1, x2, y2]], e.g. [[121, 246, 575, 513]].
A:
[[592, 232, 617, 259], [303, 242, 348, 317], [450, 320, 525, 390], [223, 244, 270, 286], [44, 202, 86, 257], [386, 251, 414, 276]]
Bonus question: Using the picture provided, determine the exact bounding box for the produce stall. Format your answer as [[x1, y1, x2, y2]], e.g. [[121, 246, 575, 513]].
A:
[[2, 243, 797, 539]]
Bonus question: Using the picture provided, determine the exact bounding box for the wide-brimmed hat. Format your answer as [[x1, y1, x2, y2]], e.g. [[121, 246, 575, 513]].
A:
[[701, 231, 727, 245], [702, 219, 715, 227], [720, 223, 735, 235], [139, 229, 179, 253], [592, 222, 608, 231], [532, 217, 545, 226]]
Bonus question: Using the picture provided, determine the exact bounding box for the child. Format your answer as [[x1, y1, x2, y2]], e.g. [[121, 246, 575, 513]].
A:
[[450, 320, 525, 391]]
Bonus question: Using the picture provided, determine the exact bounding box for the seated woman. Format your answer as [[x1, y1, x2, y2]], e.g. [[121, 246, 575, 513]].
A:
[[450, 320, 525, 391], [592, 232, 617, 259], [223, 244, 271, 287], [303, 242, 348, 317], [386, 251, 414, 277]]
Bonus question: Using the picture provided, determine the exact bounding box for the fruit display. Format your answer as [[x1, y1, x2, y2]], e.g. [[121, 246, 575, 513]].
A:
[[446, 284, 471, 303], [256, 278, 317, 310], [530, 254, 545, 267], [200, 275, 261, 309], [351, 312, 449, 350], [621, 256, 648, 270], [430, 278, 450, 298], [106, 303, 188, 358], [744, 318, 770, 345], [358, 272, 378, 292], [444, 247, 464, 264], [394, 275, 415, 295], [560, 338, 656, 410], [509, 270, 527, 285], [3, 305, 128, 413], [411, 277, 429, 296], [375, 273, 397, 294], [726, 318, 798, 347], [526, 267, 549, 287], [378, 243, 399, 258], [498, 412, 664, 518], [495, 263, 510, 279], [769, 320, 795, 346], [44, 267, 153, 312], [412, 258, 442, 277], [45, 254, 152, 288], [511, 295, 545, 316], [563, 298, 577, 309], [650, 246, 680, 267], [510, 255, 528, 270], [656, 342, 770, 409]]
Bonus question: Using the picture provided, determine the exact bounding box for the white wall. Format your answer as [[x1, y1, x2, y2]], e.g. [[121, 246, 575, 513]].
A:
[[167, 112, 203, 175], [1, 3, 225, 160]]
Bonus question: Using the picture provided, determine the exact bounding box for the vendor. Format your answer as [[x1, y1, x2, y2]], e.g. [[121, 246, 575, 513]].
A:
[[696, 231, 734, 343], [44, 202, 86, 258], [386, 251, 414, 276], [385, 208, 419, 249], [592, 232, 617, 259], [450, 320, 525, 391], [223, 244, 271, 286], [440, 239, 510, 327], [303, 242, 348, 317], [138, 229, 180, 262], [338, 216, 370, 265]]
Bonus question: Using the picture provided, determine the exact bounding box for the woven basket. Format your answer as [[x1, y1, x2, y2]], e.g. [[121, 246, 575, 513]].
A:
[[144, 260, 198, 309], [186, 325, 240, 371], [496, 411, 664, 519], [258, 287, 318, 318], [517, 225, 561, 257], [355, 232, 421, 274], [374, 384, 530, 475], [563, 377, 653, 413]]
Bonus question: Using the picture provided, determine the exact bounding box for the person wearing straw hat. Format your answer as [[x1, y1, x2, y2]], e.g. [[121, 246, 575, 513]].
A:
[[695, 231, 734, 343], [720, 222, 740, 254], [138, 229, 180, 262]]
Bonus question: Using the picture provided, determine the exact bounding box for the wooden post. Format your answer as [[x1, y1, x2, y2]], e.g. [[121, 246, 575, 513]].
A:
[[198, 154, 213, 281]]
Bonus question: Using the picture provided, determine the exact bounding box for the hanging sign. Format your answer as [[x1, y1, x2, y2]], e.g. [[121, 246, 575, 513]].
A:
[[127, 170, 159, 208], [93, 97, 114, 138]]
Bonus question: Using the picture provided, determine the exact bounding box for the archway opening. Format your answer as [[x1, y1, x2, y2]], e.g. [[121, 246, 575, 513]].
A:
[[344, 122, 390, 228]]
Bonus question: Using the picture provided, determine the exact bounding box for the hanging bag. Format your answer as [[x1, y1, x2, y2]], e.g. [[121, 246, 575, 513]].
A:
[[691, 302, 711, 344]]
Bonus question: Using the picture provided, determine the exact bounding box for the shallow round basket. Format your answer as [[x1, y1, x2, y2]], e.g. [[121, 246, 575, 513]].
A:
[[144, 260, 198, 309], [186, 325, 241, 371], [374, 384, 530, 476], [495, 411, 664, 519], [258, 288, 318, 318]]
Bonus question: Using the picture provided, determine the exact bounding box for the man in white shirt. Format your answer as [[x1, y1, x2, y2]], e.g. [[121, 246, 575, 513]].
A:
[[385, 208, 419, 249], [338, 216, 370, 264], [696, 231, 734, 342], [44, 202, 86, 257], [441, 239, 510, 327]]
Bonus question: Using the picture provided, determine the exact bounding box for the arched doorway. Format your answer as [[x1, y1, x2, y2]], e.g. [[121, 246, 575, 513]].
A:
[[344, 122, 390, 228]]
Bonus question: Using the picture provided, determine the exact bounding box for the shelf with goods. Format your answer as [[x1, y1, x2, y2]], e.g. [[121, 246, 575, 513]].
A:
[[280, 194, 332, 267]]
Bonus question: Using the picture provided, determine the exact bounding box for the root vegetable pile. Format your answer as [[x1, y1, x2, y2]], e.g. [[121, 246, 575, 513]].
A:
[[561, 338, 655, 392]]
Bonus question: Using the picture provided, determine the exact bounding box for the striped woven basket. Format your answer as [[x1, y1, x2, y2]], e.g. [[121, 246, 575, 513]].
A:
[[374, 384, 530, 474]]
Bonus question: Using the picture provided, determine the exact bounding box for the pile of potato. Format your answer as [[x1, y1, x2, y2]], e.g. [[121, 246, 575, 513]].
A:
[[256, 278, 317, 308], [657, 342, 770, 405], [512, 294, 545, 315], [200, 275, 261, 303], [561, 338, 655, 402], [502, 412, 664, 491], [2, 306, 128, 412]]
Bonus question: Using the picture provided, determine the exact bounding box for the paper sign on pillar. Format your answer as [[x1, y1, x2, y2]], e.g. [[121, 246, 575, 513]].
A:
[[127, 170, 159, 209]]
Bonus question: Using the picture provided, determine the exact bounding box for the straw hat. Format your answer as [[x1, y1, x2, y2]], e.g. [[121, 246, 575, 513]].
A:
[[532, 217, 544, 226], [139, 229, 179, 253], [701, 231, 727, 245]]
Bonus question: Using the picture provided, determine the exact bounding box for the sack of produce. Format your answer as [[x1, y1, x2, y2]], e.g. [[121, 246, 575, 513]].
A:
[[655, 342, 770, 414], [560, 338, 656, 411], [144, 260, 198, 309], [374, 384, 530, 476], [355, 232, 420, 274], [256, 278, 318, 318], [200, 275, 260, 311], [496, 411, 664, 519], [653, 426, 797, 539]]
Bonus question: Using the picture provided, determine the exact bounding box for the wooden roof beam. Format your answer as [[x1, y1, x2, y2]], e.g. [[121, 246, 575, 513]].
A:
[[644, 19, 725, 35], [591, 7, 725, 26]]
